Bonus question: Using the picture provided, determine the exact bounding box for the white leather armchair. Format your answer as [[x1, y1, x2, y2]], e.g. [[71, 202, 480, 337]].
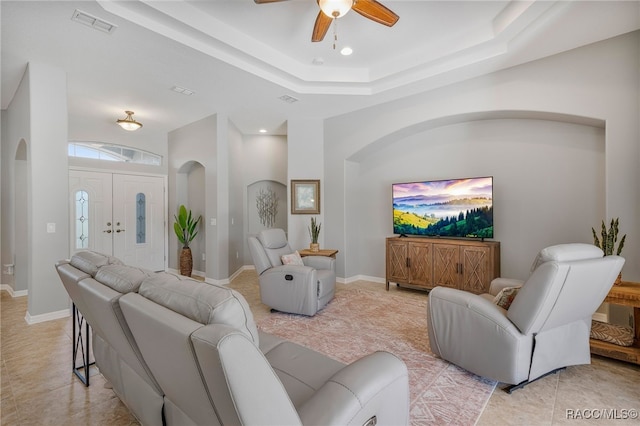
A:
[[248, 228, 336, 316], [427, 243, 625, 391]]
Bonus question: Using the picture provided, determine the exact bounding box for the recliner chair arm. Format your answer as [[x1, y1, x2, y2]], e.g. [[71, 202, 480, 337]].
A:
[[298, 351, 409, 426], [427, 286, 533, 384], [489, 277, 524, 296], [302, 255, 335, 272], [260, 265, 319, 316]]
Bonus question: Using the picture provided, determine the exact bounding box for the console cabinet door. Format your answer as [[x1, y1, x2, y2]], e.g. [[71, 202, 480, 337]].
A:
[[433, 243, 460, 289], [460, 245, 492, 293], [408, 242, 433, 288], [387, 240, 409, 283]]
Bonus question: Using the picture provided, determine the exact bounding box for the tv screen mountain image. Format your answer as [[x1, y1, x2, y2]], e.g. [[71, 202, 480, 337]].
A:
[[392, 176, 493, 238]]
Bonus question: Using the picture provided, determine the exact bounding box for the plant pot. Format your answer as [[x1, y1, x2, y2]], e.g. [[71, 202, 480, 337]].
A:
[[614, 272, 622, 286], [310, 243, 320, 252], [180, 247, 193, 277]]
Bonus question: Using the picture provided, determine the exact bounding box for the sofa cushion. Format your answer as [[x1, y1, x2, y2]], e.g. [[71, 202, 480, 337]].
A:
[[95, 264, 151, 293], [139, 273, 259, 345], [70, 251, 123, 277], [493, 286, 520, 310], [281, 251, 304, 266]]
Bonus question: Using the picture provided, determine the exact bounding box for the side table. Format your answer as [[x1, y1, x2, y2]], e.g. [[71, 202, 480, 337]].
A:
[[589, 281, 640, 365], [298, 248, 339, 259]]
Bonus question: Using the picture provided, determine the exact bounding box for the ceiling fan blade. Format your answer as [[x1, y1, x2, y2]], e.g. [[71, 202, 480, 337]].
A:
[[254, 0, 288, 3], [312, 11, 333, 42], [352, 0, 399, 27]]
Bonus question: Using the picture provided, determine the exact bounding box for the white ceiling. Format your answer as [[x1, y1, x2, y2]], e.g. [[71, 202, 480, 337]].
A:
[[2, 1, 639, 139]]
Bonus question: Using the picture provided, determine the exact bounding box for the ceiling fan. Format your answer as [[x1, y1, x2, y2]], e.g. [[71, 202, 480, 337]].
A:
[[254, 0, 399, 42]]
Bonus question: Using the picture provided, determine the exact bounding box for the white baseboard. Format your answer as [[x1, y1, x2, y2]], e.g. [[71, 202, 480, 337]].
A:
[[0, 284, 28, 298], [25, 308, 70, 325], [339, 275, 386, 284]]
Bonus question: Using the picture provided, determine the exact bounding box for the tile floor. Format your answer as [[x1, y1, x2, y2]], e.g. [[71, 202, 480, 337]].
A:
[[1, 270, 639, 425]]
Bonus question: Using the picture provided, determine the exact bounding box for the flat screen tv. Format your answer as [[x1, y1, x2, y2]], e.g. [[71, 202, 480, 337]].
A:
[[392, 176, 493, 239]]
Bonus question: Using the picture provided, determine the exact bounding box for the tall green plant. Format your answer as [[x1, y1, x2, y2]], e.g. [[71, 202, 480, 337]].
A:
[[308, 217, 321, 244], [174, 205, 201, 248], [592, 218, 626, 256]]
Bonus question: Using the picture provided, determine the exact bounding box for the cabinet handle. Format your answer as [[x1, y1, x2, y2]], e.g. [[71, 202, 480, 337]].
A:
[[116, 229, 125, 233], [406, 258, 410, 268], [103, 229, 112, 234]]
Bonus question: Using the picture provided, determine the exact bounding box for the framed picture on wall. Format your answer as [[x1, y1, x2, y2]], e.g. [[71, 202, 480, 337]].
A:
[[291, 179, 320, 214]]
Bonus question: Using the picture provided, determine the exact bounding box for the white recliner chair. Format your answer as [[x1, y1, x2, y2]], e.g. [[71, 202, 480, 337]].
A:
[[248, 228, 336, 316], [427, 243, 625, 392]]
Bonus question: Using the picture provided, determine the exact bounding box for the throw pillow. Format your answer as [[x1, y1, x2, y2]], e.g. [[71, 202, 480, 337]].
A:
[[493, 286, 520, 310], [281, 251, 304, 266]]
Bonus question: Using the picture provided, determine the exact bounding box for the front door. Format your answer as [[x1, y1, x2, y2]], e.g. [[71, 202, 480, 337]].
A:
[[69, 170, 166, 271]]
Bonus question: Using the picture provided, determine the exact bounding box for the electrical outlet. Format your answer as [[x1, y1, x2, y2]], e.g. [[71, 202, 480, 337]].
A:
[[202, 253, 206, 261], [236, 251, 239, 259]]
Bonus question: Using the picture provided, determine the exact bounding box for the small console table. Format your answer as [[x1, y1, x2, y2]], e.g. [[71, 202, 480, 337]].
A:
[[72, 303, 95, 385], [590, 281, 640, 365], [298, 248, 339, 259]]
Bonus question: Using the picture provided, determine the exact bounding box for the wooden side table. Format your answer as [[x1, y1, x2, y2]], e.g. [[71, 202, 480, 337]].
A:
[[298, 248, 338, 259], [589, 281, 640, 365]]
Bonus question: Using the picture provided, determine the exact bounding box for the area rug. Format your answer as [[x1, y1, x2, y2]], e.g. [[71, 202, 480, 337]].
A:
[[257, 287, 497, 426]]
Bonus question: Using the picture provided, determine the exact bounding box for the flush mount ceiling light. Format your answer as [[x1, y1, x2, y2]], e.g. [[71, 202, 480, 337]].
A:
[[116, 111, 143, 131]]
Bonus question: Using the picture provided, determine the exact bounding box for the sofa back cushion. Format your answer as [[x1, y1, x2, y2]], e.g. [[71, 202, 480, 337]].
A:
[[70, 250, 123, 277], [138, 273, 259, 345], [95, 264, 151, 293]]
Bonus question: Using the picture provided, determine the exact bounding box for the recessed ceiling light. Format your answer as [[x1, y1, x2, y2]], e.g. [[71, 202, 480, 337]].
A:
[[341, 46, 353, 56], [259, 129, 267, 133]]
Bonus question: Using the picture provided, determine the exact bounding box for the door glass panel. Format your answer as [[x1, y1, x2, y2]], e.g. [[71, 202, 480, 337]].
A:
[[75, 190, 89, 249], [136, 193, 146, 244]]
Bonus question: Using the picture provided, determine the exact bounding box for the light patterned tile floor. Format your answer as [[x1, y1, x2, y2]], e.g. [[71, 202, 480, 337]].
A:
[[1, 269, 638, 425]]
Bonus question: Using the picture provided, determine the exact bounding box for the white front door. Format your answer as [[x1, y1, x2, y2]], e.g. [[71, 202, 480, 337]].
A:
[[112, 174, 165, 271], [69, 170, 166, 271], [69, 170, 113, 255]]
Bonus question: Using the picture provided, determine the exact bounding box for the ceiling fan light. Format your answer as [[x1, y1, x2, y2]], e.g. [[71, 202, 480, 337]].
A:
[[116, 110, 143, 131], [318, 0, 353, 18]]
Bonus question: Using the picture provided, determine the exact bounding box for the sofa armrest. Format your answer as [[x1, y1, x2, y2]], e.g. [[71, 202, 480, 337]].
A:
[[302, 255, 335, 272], [427, 286, 533, 384], [298, 351, 409, 426], [192, 326, 302, 425]]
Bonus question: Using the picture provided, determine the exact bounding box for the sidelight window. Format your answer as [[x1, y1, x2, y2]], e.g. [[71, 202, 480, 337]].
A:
[[75, 190, 89, 249]]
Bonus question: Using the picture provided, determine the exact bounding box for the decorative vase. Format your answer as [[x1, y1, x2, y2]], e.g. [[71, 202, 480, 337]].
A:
[[180, 247, 193, 277], [310, 243, 320, 252], [614, 272, 622, 286]]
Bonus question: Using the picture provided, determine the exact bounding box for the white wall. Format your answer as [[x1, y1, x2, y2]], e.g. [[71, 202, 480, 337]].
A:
[[0, 63, 70, 318], [323, 31, 640, 282], [354, 119, 605, 280], [288, 119, 325, 252]]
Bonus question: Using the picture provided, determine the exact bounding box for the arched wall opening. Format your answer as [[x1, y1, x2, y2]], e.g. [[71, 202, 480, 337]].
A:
[[344, 111, 606, 281], [174, 161, 206, 274]]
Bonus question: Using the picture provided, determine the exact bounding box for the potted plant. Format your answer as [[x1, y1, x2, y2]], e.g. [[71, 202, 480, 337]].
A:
[[174, 204, 202, 276], [592, 217, 626, 284], [308, 217, 321, 252]]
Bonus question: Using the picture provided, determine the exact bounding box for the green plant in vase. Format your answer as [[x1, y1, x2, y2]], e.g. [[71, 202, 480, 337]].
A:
[[174, 204, 202, 276], [591, 217, 626, 284], [308, 217, 321, 252]]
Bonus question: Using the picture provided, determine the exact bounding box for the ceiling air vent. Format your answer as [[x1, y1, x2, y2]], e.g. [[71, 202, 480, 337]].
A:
[[71, 9, 117, 34], [278, 95, 299, 104]]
